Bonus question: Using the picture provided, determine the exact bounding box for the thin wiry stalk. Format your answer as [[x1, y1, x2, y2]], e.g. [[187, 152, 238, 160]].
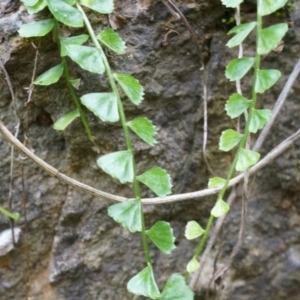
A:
[[76, 3, 152, 265]]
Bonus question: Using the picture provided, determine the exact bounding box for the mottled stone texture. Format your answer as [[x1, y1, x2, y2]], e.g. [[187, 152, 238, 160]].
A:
[[0, 1, 300, 299]]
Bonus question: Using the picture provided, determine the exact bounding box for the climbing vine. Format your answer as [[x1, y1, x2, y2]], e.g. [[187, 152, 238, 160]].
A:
[[18, 0, 189, 298], [0, 0, 290, 299], [185, 0, 289, 277]]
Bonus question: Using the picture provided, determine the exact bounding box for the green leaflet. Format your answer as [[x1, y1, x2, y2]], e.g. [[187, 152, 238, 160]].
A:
[[236, 148, 260, 171], [21, 0, 39, 5], [208, 177, 226, 189], [255, 69, 281, 93], [79, 0, 114, 14], [98, 28, 126, 54], [34, 63, 64, 85], [80, 93, 119, 122], [249, 108, 271, 133], [211, 199, 230, 217], [257, 23, 288, 55], [48, 0, 83, 28], [24, 0, 47, 14], [70, 78, 81, 89], [220, 0, 243, 8], [65, 45, 105, 74], [63, 0, 75, 4], [127, 265, 161, 299], [127, 117, 157, 146], [161, 274, 194, 300], [114, 73, 144, 105], [186, 257, 200, 273], [18, 19, 55, 37], [225, 93, 252, 118], [219, 129, 243, 152], [97, 150, 134, 184], [108, 199, 142, 232], [258, 0, 288, 16], [53, 109, 80, 130], [60, 34, 89, 57], [225, 57, 255, 81], [227, 22, 257, 48], [0, 207, 21, 220], [185, 221, 205, 240], [137, 167, 172, 197], [146, 221, 176, 254]]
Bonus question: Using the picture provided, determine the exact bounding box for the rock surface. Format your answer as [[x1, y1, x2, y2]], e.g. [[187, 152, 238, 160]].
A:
[[0, 1, 300, 299]]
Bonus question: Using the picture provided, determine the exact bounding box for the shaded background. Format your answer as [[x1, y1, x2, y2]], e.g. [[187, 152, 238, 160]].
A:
[[0, 0, 300, 299]]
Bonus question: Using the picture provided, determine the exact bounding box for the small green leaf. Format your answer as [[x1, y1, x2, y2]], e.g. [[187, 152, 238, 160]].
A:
[[70, 78, 81, 89], [81, 93, 119, 122], [108, 199, 141, 232], [48, 0, 83, 28], [34, 63, 64, 85], [227, 22, 257, 48], [161, 274, 194, 300], [97, 150, 133, 183], [258, 0, 288, 16], [12, 213, 22, 220], [146, 221, 176, 254], [185, 221, 205, 240], [0, 207, 21, 220], [208, 177, 226, 188], [25, 0, 47, 14], [220, 0, 243, 8], [79, 0, 114, 14], [127, 265, 161, 299], [255, 69, 281, 93], [211, 199, 230, 217], [21, 0, 39, 6], [225, 93, 252, 118], [236, 148, 260, 171], [137, 167, 172, 197], [114, 73, 144, 105], [18, 19, 55, 37], [258, 23, 288, 55], [219, 129, 243, 152], [186, 258, 200, 273], [53, 109, 80, 130], [127, 117, 157, 146], [98, 28, 126, 54], [62, 0, 75, 4], [65, 45, 105, 74], [60, 34, 89, 57], [249, 108, 271, 133], [225, 57, 255, 81]]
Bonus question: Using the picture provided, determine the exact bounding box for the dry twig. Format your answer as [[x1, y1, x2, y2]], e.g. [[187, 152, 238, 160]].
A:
[[0, 59, 20, 245], [1, 119, 299, 205]]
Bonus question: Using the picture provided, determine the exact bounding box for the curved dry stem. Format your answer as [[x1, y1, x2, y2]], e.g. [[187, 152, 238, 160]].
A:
[[0, 59, 19, 242], [1, 119, 299, 205]]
